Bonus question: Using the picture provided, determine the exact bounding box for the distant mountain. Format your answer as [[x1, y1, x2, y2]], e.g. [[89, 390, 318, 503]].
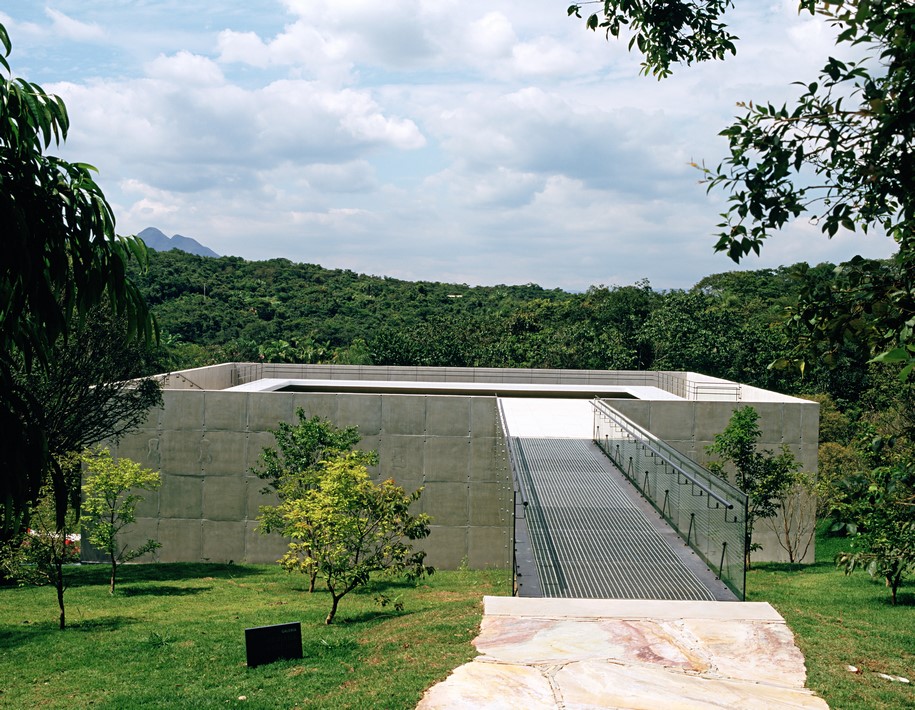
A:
[[137, 227, 220, 258]]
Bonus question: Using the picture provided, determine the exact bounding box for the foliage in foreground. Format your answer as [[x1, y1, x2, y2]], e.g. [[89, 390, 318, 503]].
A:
[[0, 563, 506, 709], [749, 530, 915, 710], [835, 462, 915, 604], [0, 20, 154, 545]]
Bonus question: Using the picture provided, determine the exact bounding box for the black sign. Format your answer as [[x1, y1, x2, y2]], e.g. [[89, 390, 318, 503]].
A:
[[245, 622, 303, 668]]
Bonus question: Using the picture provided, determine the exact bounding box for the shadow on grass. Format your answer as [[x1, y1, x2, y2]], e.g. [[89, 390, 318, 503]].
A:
[[117, 584, 212, 597], [65, 562, 270, 588], [338, 608, 410, 625], [750, 562, 811, 574], [0, 615, 137, 649]]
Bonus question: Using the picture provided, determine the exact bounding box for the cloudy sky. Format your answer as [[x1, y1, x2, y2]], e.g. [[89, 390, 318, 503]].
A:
[[1, 1, 895, 290]]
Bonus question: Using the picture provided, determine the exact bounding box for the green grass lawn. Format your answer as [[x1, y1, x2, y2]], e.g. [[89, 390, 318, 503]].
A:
[[748, 532, 915, 709], [0, 564, 508, 709]]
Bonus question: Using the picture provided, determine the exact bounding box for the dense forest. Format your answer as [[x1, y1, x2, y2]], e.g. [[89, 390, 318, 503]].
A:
[[135, 249, 867, 402]]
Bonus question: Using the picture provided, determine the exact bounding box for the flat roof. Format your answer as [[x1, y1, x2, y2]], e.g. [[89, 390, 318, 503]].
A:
[[223, 378, 684, 400]]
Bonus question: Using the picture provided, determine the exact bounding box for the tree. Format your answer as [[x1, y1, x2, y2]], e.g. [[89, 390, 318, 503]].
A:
[[253, 409, 361, 591], [0, 470, 80, 630], [570, 2, 914, 379], [0, 310, 161, 624], [16, 308, 163, 537], [707, 406, 802, 565], [276, 452, 432, 624], [81, 448, 162, 594], [836, 462, 915, 604], [1, 21, 154, 543]]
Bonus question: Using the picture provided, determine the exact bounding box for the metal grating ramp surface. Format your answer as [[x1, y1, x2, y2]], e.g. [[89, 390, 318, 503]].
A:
[[516, 437, 717, 600]]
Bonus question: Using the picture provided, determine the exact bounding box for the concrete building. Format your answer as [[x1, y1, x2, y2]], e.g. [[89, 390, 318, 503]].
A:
[[99, 363, 819, 569]]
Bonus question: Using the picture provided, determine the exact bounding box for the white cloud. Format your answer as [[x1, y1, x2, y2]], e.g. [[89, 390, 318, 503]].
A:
[[5, 1, 896, 291], [44, 8, 104, 42], [146, 51, 225, 85]]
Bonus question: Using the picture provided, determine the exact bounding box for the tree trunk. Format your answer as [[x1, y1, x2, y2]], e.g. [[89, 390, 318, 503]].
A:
[[326, 594, 341, 624], [56, 561, 66, 630], [109, 553, 117, 595]]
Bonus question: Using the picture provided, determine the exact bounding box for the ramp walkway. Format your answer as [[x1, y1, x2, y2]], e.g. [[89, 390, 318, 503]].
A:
[[499, 399, 734, 602]]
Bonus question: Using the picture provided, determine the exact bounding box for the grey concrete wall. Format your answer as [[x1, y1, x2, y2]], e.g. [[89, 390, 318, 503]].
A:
[[610, 398, 819, 563], [105, 390, 514, 570], [103, 364, 816, 569]]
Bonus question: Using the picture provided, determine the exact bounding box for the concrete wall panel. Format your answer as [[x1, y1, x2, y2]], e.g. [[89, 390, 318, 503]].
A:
[[426, 396, 470, 436], [422, 526, 468, 569], [247, 477, 278, 518], [157, 519, 202, 562], [158, 430, 205, 474], [122, 517, 160, 562], [204, 392, 248, 431], [468, 527, 511, 568], [245, 432, 276, 472], [244, 522, 287, 563], [133, 488, 160, 519], [693, 402, 740, 442], [202, 520, 246, 563], [469, 482, 511, 526], [291, 393, 338, 421], [336, 394, 382, 435], [203, 477, 248, 521], [247, 392, 294, 431], [423, 437, 471, 482], [379, 435, 424, 482], [159, 476, 203, 519], [114, 432, 161, 470], [421, 481, 469, 525], [470, 398, 498, 438], [161, 391, 204, 431], [470, 437, 502, 482], [382, 396, 426, 434], [649, 402, 696, 444], [199, 431, 248, 476]]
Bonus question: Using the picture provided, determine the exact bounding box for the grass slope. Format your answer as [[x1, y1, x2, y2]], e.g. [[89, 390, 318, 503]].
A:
[[748, 532, 915, 709], [0, 564, 507, 709]]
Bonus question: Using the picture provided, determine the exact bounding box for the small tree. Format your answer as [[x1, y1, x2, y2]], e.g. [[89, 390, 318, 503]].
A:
[[836, 463, 915, 605], [707, 406, 802, 566], [253, 409, 360, 592], [81, 448, 161, 594], [0, 471, 80, 630], [276, 452, 433, 624], [764, 472, 816, 564]]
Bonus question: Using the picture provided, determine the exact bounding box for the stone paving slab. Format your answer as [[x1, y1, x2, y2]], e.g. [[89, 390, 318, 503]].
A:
[[417, 597, 828, 709]]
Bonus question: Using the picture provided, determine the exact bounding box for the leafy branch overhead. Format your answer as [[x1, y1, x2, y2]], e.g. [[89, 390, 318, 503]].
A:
[[567, 1, 738, 78], [571, 2, 915, 379]]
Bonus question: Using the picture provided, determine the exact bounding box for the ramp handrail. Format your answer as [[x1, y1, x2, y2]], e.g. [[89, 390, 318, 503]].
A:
[[497, 399, 543, 598], [592, 399, 748, 600]]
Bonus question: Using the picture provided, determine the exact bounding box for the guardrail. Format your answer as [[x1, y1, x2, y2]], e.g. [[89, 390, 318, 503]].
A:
[[655, 372, 742, 401], [497, 399, 543, 598], [592, 399, 747, 599]]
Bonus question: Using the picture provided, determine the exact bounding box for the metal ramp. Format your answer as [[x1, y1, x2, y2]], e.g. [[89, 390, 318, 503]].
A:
[[499, 398, 737, 601]]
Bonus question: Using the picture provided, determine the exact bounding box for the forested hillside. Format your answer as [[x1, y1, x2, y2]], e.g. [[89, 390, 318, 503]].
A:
[[135, 249, 873, 404]]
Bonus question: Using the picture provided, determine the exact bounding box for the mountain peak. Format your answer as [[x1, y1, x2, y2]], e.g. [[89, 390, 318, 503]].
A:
[[137, 227, 219, 258]]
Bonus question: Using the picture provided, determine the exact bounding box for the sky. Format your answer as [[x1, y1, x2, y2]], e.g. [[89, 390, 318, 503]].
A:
[[1, 1, 897, 291]]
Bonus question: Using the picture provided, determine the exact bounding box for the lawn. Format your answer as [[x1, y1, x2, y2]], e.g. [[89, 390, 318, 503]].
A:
[[0, 564, 508, 709], [748, 531, 915, 709]]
